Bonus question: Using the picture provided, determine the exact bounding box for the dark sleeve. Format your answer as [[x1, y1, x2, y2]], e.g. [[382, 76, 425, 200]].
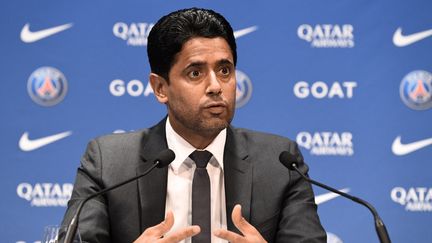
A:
[[276, 142, 327, 243], [61, 139, 111, 243]]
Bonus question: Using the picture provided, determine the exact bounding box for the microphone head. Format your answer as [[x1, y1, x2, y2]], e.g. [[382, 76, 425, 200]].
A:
[[154, 149, 176, 168], [279, 151, 299, 170]]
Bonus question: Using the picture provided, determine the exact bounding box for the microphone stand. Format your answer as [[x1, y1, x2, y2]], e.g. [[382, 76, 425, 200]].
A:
[[291, 163, 391, 243], [63, 161, 161, 243]]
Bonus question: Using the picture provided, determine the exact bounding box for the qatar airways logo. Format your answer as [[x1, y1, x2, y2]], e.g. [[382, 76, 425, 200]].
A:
[[293, 81, 357, 99], [113, 22, 154, 46], [17, 183, 73, 207], [297, 132, 354, 156], [391, 187, 432, 212], [297, 24, 354, 48]]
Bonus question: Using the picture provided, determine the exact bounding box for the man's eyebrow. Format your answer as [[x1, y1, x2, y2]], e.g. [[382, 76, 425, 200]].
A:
[[184, 59, 234, 70], [217, 59, 234, 66], [184, 61, 206, 69]]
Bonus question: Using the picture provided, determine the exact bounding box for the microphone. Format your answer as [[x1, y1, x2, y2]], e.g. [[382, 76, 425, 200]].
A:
[[279, 151, 391, 243], [63, 149, 175, 243]]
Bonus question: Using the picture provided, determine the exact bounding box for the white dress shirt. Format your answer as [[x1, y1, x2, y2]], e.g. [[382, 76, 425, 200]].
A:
[[165, 118, 228, 243]]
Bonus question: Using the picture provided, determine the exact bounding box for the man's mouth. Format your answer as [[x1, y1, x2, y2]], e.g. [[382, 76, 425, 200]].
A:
[[204, 102, 227, 114]]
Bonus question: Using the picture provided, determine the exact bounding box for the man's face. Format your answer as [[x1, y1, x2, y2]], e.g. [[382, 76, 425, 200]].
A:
[[158, 37, 236, 139]]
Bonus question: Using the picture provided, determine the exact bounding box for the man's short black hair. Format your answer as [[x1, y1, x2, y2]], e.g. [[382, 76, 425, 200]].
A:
[[147, 8, 237, 81]]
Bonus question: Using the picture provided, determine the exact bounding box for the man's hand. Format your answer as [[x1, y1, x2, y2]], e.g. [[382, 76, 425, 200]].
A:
[[214, 204, 267, 243], [134, 211, 200, 243]]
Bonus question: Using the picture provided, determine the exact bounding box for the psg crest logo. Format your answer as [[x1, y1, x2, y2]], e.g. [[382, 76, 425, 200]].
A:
[[235, 70, 253, 108], [27, 66, 68, 106], [400, 70, 432, 110]]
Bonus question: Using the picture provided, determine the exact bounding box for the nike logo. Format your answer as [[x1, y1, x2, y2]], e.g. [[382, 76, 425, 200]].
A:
[[393, 27, 432, 47], [19, 131, 72, 151], [234, 26, 258, 39], [392, 136, 432, 156], [20, 23, 73, 43], [315, 188, 349, 205]]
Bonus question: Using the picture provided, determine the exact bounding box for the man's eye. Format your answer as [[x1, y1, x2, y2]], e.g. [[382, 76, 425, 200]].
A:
[[188, 70, 201, 78], [220, 67, 230, 76]]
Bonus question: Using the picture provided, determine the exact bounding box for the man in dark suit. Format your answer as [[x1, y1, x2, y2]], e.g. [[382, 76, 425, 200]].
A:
[[62, 8, 326, 243]]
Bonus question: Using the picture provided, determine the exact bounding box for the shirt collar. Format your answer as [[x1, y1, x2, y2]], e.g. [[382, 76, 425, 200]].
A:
[[165, 117, 226, 172]]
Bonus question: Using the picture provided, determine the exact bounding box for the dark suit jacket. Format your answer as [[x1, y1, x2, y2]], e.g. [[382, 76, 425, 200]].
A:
[[62, 119, 326, 243]]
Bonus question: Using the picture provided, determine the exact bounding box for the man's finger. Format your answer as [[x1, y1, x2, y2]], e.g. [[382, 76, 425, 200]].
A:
[[214, 229, 243, 242], [231, 204, 258, 235], [161, 226, 200, 243], [143, 211, 175, 237]]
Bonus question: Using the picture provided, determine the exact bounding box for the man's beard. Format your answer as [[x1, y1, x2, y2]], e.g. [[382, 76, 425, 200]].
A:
[[169, 105, 234, 137]]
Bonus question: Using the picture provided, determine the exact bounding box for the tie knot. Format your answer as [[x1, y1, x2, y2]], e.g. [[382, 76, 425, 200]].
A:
[[189, 150, 212, 168]]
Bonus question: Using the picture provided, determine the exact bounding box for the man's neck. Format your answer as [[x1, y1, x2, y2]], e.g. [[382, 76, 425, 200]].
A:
[[173, 127, 219, 149], [165, 118, 227, 170], [167, 118, 221, 149]]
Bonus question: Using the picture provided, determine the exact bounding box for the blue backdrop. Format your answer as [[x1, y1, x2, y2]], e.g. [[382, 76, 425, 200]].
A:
[[1, 1, 431, 242]]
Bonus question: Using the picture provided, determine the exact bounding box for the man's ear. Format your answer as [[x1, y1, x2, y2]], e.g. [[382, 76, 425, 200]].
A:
[[149, 73, 168, 104]]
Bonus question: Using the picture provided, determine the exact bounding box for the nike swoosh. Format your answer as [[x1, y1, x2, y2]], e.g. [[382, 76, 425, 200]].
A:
[[19, 131, 72, 151], [315, 188, 349, 205], [392, 136, 432, 156], [234, 26, 258, 39], [20, 23, 73, 43], [393, 27, 432, 47]]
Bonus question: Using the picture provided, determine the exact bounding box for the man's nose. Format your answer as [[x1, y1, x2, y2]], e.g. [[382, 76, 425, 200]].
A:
[[206, 72, 222, 95]]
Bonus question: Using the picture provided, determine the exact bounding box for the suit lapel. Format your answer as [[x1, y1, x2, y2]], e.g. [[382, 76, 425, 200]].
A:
[[137, 119, 169, 232], [224, 127, 252, 233]]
